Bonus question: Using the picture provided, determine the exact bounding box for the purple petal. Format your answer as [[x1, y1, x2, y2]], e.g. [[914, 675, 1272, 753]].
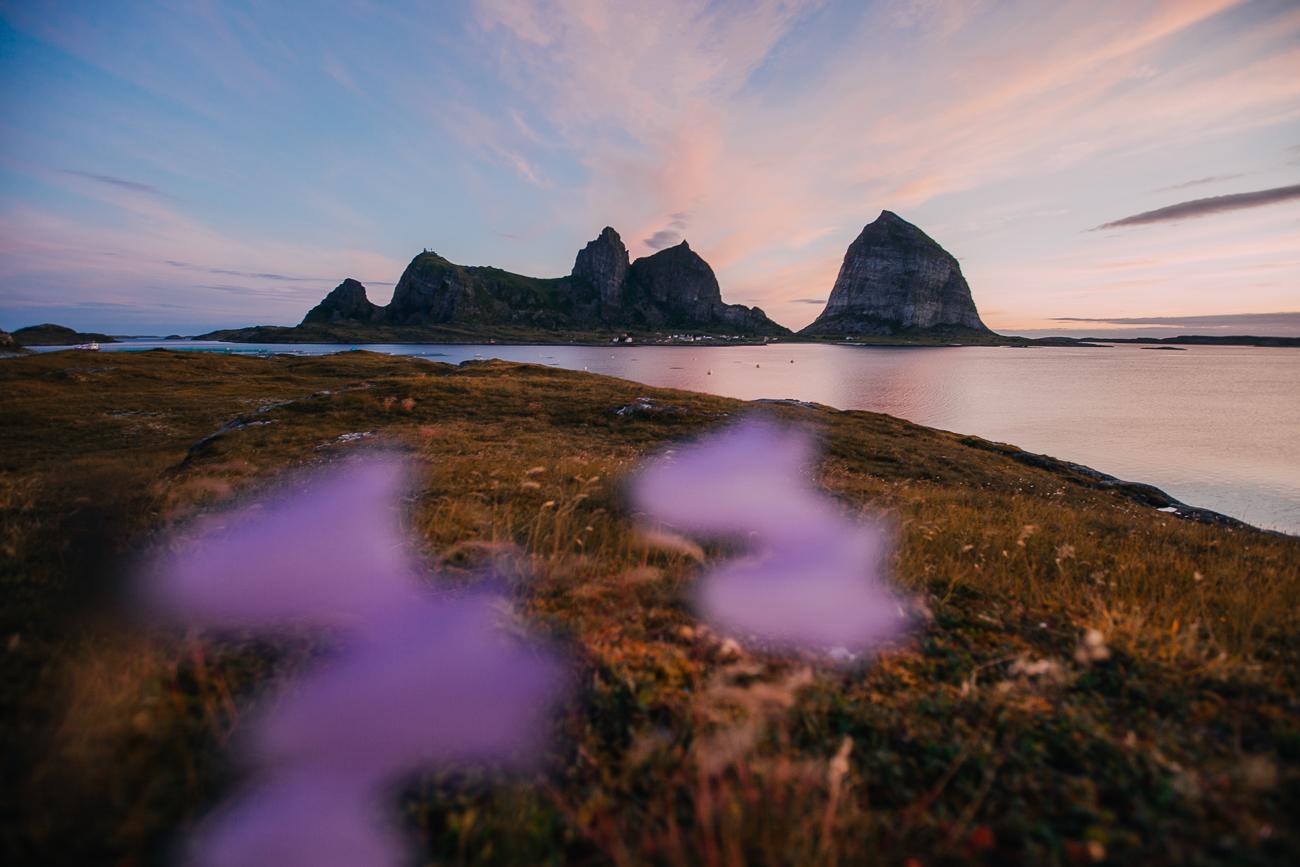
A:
[[190, 770, 405, 867], [251, 592, 566, 782], [630, 419, 831, 540], [695, 530, 907, 652], [631, 418, 909, 654], [140, 455, 424, 633]]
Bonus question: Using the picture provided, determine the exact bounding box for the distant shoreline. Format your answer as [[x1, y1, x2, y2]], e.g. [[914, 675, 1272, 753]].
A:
[[185, 326, 1300, 349], [9, 320, 1299, 349]]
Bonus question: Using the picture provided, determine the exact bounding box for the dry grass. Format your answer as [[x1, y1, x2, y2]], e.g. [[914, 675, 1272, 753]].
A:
[[1, 349, 1297, 866]]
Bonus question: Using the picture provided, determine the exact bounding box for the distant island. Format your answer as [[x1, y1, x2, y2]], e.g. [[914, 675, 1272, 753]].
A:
[[10, 323, 118, 346], [1079, 334, 1300, 347], [8, 214, 1298, 348], [198, 212, 1012, 345], [202, 227, 787, 343]]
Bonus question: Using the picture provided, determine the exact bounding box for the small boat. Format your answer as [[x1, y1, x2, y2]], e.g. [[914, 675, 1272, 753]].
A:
[[73, 342, 100, 351]]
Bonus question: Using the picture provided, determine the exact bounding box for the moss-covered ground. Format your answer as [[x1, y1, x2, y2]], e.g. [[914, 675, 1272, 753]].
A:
[[1, 349, 1296, 865]]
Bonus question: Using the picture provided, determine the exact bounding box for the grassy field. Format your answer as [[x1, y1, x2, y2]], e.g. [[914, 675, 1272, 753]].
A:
[[1, 349, 1296, 866]]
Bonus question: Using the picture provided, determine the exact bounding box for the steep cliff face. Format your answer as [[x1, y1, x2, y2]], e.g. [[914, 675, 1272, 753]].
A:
[[571, 227, 629, 316], [297, 229, 787, 335], [624, 242, 785, 333], [802, 211, 989, 337], [383, 253, 573, 327], [301, 278, 379, 325]]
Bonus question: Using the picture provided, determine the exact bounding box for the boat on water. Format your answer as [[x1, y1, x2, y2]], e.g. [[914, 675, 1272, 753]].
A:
[[73, 342, 100, 351]]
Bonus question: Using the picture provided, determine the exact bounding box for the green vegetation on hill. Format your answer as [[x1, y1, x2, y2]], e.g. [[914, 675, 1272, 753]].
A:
[[2, 350, 1297, 865], [10, 323, 117, 346]]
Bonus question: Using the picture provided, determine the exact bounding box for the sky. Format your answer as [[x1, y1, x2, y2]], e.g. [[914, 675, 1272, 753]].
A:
[[0, 0, 1298, 337]]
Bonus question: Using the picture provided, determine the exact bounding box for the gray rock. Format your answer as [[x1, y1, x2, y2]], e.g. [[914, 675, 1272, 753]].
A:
[[571, 227, 629, 316], [296, 231, 789, 335], [383, 251, 573, 327], [301, 278, 379, 324], [625, 241, 787, 334], [802, 211, 990, 337]]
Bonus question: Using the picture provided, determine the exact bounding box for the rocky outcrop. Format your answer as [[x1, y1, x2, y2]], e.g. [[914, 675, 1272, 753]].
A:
[[301, 279, 379, 325], [383, 252, 573, 327], [571, 227, 629, 316], [801, 211, 989, 337], [11, 324, 117, 345], [302, 229, 787, 336], [624, 241, 782, 333]]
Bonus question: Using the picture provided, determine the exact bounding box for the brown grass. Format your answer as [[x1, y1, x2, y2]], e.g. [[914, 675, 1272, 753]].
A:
[[1, 349, 1296, 865]]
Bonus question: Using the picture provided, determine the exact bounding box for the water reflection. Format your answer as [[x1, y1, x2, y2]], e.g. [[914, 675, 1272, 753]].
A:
[[38, 340, 1300, 533]]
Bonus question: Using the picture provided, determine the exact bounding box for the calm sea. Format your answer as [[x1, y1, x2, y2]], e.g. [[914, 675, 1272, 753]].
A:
[[36, 340, 1300, 534]]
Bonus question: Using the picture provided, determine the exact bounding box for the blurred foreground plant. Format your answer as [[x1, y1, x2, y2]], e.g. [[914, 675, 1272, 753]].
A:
[[139, 456, 566, 867], [139, 419, 908, 865]]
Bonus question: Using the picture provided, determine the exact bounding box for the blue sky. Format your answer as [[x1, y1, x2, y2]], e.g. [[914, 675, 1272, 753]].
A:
[[1, 0, 1298, 335]]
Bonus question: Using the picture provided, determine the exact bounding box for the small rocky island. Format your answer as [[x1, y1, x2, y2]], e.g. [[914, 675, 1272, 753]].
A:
[[10, 323, 117, 346], [213, 227, 788, 342], [801, 211, 991, 339]]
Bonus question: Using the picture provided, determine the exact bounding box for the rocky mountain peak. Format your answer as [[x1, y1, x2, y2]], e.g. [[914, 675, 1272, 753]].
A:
[[572, 227, 630, 311], [291, 227, 789, 336], [801, 211, 990, 337], [628, 242, 719, 308], [301, 278, 378, 325]]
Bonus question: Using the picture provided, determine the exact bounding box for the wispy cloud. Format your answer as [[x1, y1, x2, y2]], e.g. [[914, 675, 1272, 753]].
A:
[[1094, 184, 1300, 230], [63, 170, 161, 196], [160, 259, 392, 285], [1054, 312, 1300, 329], [642, 230, 683, 250], [1151, 174, 1244, 193]]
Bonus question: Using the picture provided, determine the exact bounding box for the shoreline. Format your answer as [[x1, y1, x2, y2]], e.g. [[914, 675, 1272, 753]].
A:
[[7, 346, 1288, 537], [25, 333, 1300, 350]]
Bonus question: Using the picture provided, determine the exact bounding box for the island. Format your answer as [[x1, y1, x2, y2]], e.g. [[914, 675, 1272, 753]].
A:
[[166, 214, 1296, 349], [10, 323, 118, 346], [201, 226, 788, 344]]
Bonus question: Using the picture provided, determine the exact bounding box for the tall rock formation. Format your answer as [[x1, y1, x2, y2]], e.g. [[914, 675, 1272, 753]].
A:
[[624, 241, 781, 333], [801, 211, 989, 337], [298, 228, 788, 335], [383, 252, 573, 327], [571, 226, 629, 316], [301, 278, 379, 325]]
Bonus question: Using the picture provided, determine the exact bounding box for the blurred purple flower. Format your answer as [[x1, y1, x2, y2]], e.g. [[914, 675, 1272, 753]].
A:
[[631, 418, 908, 653], [190, 771, 403, 867], [140, 457, 424, 634], [139, 455, 565, 867], [252, 592, 566, 784]]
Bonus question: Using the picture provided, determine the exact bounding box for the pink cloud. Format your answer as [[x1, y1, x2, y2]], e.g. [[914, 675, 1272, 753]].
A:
[[466, 0, 1296, 329]]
